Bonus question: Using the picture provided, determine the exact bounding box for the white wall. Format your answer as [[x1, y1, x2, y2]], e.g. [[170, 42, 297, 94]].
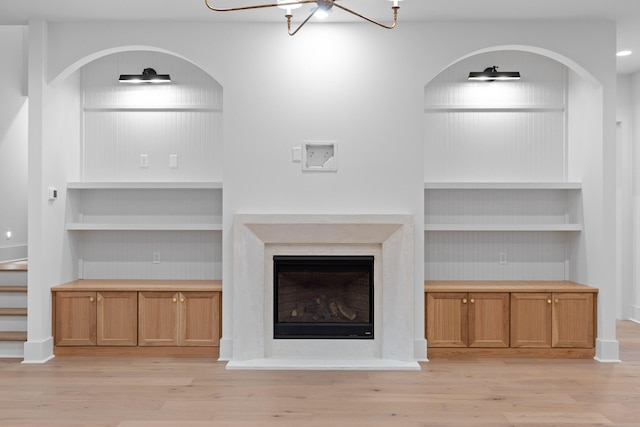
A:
[[0, 26, 28, 261], [630, 72, 640, 322], [616, 74, 633, 321], [21, 19, 619, 362]]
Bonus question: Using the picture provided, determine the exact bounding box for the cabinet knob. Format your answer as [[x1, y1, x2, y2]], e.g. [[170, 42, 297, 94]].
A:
[[89, 297, 95, 302], [470, 298, 475, 304], [180, 297, 185, 303], [462, 298, 467, 304], [172, 297, 177, 303], [97, 295, 102, 302], [555, 298, 559, 304], [547, 299, 552, 304]]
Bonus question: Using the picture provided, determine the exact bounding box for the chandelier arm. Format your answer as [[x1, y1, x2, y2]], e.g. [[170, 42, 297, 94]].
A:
[[287, 7, 319, 36], [332, 2, 399, 30], [205, 0, 316, 12]]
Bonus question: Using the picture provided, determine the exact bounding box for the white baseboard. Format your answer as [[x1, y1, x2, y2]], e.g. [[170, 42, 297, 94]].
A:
[[218, 337, 233, 361], [414, 338, 428, 362], [594, 338, 621, 363], [22, 337, 54, 364], [631, 305, 640, 323]]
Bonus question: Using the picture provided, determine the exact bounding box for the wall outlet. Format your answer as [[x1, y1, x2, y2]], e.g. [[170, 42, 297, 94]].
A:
[[499, 252, 507, 264], [140, 154, 149, 168], [153, 252, 161, 264]]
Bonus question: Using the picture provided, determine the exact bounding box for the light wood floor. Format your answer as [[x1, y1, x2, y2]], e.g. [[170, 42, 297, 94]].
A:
[[1, 321, 639, 427]]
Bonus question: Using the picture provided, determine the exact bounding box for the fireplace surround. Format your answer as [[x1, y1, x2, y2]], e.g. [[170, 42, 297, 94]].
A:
[[224, 214, 422, 370]]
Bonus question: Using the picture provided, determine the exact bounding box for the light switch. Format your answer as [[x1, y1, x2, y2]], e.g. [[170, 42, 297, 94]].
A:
[[292, 147, 302, 162], [169, 154, 178, 168], [140, 154, 149, 168]]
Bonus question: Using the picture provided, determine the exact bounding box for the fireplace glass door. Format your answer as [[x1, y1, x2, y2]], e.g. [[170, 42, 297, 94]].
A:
[[273, 255, 374, 339]]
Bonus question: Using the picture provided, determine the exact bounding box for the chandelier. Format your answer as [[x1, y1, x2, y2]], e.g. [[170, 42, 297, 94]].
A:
[[205, 0, 403, 36]]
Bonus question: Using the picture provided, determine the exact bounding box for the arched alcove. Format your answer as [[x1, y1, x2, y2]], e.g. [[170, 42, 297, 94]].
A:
[[423, 46, 601, 271], [423, 47, 614, 361], [78, 50, 223, 182]]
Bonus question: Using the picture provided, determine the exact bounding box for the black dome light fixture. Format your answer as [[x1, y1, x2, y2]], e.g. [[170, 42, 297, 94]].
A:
[[119, 68, 171, 84], [468, 66, 521, 82], [204, 0, 403, 36]]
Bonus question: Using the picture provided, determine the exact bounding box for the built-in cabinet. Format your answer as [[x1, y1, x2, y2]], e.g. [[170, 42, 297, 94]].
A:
[[421, 53, 595, 359], [425, 281, 597, 357], [138, 290, 221, 347], [511, 291, 594, 348], [52, 280, 221, 356], [426, 292, 510, 348], [54, 290, 137, 347], [52, 53, 225, 358]]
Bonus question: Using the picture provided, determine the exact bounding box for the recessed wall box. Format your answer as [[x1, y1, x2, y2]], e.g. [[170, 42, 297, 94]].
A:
[[302, 141, 338, 171]]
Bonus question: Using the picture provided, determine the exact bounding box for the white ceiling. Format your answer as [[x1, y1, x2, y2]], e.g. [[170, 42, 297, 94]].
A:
[[1, 0, 639, 74]]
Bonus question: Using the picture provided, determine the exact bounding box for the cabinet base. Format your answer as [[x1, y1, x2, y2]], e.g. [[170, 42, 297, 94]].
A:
[[54, 346, 220, 358], [427, 347, 595, 359]]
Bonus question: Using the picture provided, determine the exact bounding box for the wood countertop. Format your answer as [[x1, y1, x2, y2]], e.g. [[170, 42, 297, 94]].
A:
[[424, 280, 597, 293], [52, 279, 222, 292]]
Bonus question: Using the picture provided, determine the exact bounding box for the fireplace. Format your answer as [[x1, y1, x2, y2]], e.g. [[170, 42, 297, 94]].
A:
[[226, 214, 424, 370], [273, 255, 374, 339]]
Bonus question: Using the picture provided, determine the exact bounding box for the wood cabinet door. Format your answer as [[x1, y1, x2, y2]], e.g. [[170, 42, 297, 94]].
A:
[[552, 292, 594, 348], [138, 291, 179, 346], [97, 291, 138, 346], [468, 293, 510, 347], [510, 293, 552, 348], [426, 292, 468, 347], [179, 292, 221, 347], [54, 291, 97, 346]]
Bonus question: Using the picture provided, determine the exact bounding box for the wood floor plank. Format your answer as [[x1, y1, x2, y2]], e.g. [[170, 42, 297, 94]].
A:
[[0, 320, 638, 426], [503, 411, 613, 424]]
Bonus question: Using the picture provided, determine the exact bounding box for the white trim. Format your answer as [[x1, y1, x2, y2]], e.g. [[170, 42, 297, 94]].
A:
[[67, 181, 222, 189], [22, 337, 54, 364], [226, 358, 420, 371], [594, 338, 621, 363], [424, 182, 581, 190]]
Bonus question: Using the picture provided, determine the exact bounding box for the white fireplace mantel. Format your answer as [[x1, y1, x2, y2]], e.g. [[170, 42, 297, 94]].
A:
[[223, 214, 420, 370]]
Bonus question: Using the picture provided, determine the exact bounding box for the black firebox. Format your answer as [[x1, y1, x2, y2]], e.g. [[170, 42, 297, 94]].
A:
[[273, 255, 374, 339]]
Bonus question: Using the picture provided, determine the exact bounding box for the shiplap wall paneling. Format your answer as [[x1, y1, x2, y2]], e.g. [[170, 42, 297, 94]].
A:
[[72, 51, 224, 281], [67, 188, 222, 226], [423, 51, 577, 281], [424, 231, 571, 280], [83, 110, 221, 182], [424, 111, 565, 182], [424, 188, 580, 226], [76, 230, 222, 280], [81, 51, 223, 182], [424, 50, 567, 182]]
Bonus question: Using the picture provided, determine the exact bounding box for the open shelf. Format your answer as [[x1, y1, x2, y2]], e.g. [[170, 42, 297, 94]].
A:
[[67, 182, 222, 189], [424, 182, 581, 190]]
